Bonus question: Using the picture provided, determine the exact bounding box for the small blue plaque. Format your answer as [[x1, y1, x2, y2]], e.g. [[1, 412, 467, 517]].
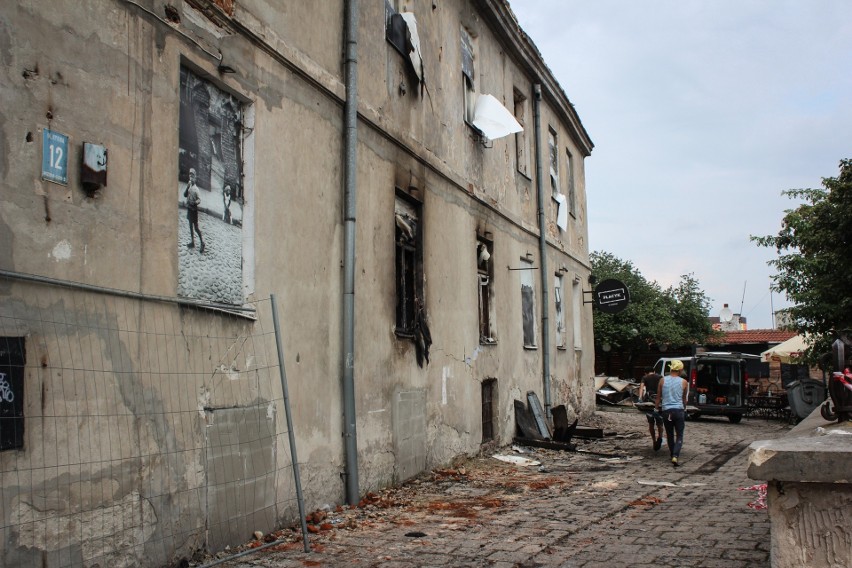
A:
[[42, 129, 69, 185]]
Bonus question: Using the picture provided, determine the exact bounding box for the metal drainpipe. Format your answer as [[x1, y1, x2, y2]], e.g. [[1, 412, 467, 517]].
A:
[[533, 83, 552, 418], [342, 0, 360, 506]]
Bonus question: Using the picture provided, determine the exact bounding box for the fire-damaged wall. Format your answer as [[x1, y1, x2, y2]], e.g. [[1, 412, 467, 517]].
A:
[[0, 0, 594, 563]]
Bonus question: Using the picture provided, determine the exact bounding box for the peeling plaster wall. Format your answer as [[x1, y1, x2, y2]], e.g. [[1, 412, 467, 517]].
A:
[[0, 0, 594, 563], [768, 482, 852, 568]]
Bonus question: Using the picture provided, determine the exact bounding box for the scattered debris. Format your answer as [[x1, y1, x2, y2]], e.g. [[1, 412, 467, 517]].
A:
[[597, 456, 643, 464], [595, 376, 639, 406], [637, 479, 707, 488], [739, 483, 768, 510], [492, 454, 540, 467], [628, 496, 664, 508]]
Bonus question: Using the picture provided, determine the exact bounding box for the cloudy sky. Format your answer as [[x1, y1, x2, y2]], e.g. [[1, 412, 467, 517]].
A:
[[509, 0, 852, 329]]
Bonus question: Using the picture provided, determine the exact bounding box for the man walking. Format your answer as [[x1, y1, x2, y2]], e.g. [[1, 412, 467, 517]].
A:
[[656, 359, 688, 467], [184, 168, 205, 253], [638, 368, 664, 451]]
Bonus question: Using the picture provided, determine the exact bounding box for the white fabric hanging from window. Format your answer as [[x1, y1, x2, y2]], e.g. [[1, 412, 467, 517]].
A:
[[472, 94, 523, 140]]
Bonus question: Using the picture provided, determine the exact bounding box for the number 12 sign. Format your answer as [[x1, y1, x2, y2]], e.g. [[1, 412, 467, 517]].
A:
[[42, 128, 69, 185]]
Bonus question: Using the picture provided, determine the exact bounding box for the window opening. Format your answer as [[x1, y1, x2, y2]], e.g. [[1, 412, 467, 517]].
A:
[[555, 275, 565, 348], [548, 127, 560, 198], [461, 27, 476, 124], [566, 149, 576, 217], [481, 378, 497, 442], [478, 237, 495, 344], [514, 89, 529, 176], [385, 1, 408, 56], [395, 193, 431, 366], [572, 278, 582, 350], [520, 259, 537, 348]]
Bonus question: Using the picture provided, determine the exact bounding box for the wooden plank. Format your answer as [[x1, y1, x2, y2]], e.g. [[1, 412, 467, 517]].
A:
[[527, 391, 552, 439], [573, 426, 604, 439], [512, 437, 575, 452], [513, 400, 543, 440]]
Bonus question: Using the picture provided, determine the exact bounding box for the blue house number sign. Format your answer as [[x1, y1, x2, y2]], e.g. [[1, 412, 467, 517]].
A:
[[42, 128, 69, 185]]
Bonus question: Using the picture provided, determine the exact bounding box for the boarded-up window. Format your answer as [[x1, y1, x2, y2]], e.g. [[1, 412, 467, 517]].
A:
[[0, 337, 25, 451], [520, 260, 536, 348], [481, 378, 497, 442]]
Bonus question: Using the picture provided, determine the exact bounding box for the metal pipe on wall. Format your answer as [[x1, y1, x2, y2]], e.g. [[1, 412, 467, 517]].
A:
[[533, 83, 553, 418], [341, 0, 360, 505]]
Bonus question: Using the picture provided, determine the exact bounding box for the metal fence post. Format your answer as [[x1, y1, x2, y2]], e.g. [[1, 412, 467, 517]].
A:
[[270, 294, 310, 552]]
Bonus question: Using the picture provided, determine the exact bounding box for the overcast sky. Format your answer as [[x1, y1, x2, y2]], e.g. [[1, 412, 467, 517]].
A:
[[509, 0, 852, 329]]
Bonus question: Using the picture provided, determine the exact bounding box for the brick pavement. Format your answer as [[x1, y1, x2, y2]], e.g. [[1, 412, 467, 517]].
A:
[[200, 409, 791, 568]]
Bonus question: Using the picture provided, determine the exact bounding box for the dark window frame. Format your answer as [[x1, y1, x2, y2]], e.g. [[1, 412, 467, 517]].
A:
[[394, 191, 423, 337], [477, 236, 495, 344], [481, 378, 497, 442]]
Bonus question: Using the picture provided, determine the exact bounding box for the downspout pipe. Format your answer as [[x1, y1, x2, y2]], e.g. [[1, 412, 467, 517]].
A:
[[342, 0, 360, 505], [533, 83, 552, 418]]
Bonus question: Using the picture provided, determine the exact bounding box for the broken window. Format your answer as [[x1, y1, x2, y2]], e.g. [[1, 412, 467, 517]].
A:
[[481, 378, 497, 442], [477, 236, 495, 344], [548, 127, 560, 198], [461, 27, 476, 124], [385, 1, 408, 56], [554, 275, 565, 348], [0, 337, 25, 451], [385, 1, 424, 89], [514, 89, 529, 177], [520, 259, 537, 348], [395, 192, 431, 366]]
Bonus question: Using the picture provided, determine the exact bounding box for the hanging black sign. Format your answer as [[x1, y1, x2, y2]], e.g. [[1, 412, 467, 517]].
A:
[[595, 279, 630, 314]]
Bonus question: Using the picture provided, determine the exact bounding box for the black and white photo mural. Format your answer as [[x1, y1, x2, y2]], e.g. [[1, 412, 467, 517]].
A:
[[178, 66, 244, 305]]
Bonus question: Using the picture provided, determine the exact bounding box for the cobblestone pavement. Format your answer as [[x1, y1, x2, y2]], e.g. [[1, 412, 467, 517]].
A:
[[202, 409, 791, 568]]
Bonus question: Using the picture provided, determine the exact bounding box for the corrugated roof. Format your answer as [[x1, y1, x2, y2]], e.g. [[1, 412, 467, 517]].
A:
[[708, 329, 797, 345]]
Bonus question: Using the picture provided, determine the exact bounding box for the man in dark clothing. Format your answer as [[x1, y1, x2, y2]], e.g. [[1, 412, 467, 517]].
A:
[[638, 369, 664, 451], [184, 168, 205, 253]]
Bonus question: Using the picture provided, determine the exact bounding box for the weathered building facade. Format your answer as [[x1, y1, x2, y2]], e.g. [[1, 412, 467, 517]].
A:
[[0, 0, 594, 564]]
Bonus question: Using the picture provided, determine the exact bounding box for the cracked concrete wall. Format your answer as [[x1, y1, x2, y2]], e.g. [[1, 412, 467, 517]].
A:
[[768, 482, 852, 568]]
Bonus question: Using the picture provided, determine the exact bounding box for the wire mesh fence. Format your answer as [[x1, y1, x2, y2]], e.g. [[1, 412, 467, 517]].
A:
[[0, 280, 306, 567]]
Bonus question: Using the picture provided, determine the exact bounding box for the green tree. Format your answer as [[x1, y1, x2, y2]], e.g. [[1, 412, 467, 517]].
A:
[[752, 158, 852, 365], [591, 251, 716, 377]]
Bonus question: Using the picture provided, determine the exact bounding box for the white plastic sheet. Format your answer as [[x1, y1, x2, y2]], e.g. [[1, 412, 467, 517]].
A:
[[472, 94, 523, 140], [554, 193, 568, 231], [400, 13, 423, 83]]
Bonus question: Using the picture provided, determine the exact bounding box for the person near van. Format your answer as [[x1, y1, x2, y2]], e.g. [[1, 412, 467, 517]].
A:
[[655, 359, 689, 467], [638, 369, 664, 451]]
